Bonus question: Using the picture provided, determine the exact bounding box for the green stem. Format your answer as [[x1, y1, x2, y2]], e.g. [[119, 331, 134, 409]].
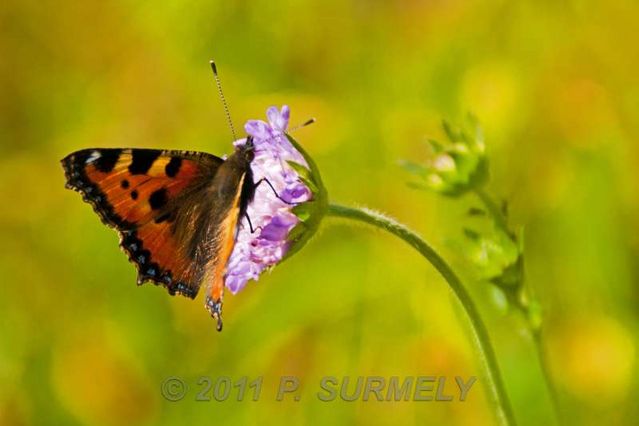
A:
[[473, 188, 561, 424], [533, 328, 563, 424], [327, 203, 517, 426], [474, 187, 510, 237]]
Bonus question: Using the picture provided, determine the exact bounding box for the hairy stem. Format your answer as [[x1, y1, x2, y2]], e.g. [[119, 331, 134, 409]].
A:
[[327, 203, 517, 426]]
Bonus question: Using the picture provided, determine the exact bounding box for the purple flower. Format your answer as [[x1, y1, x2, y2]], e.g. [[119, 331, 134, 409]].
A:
[[225, 106, 314, 294]]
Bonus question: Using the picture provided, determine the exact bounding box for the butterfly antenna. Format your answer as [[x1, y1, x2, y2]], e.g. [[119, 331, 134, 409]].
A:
[[209, 60, 237, 141], [289, 117, 316, 133]]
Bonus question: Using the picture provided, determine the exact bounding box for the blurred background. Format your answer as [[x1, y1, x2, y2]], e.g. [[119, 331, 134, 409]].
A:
[[1, 0, 638, 425]]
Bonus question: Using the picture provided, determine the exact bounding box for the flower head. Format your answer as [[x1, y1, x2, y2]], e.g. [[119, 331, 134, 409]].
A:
[[402, 116, 488, 196], [225, 106, 326, 294]]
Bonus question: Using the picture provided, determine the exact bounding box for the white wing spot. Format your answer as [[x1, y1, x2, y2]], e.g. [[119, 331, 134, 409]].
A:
[[86, 150, 101, 163]]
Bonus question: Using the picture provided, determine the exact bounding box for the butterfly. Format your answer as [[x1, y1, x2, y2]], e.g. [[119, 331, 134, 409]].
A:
[[61, 139, 258, 331]]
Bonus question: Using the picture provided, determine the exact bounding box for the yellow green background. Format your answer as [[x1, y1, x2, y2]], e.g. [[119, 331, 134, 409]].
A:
[[1, 0, 637, 425]]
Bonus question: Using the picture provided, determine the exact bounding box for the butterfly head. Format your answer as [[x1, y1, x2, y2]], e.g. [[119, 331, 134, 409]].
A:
[[234, 136, 255, 164]]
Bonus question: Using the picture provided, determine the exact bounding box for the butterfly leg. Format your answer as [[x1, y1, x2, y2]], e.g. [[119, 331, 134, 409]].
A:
[[244, 213, 263, 234], [253, 178, 297, 205]]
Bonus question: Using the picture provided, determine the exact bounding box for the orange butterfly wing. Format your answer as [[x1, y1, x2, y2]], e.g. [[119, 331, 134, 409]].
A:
[[62, 148, 224, 298]]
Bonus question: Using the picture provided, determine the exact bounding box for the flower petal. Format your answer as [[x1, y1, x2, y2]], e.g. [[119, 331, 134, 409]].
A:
[[266, 105, 290, 131], [245, 120, 272, 140]]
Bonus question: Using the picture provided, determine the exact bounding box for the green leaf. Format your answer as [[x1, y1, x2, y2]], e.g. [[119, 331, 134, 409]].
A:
[[463, 228, 480, 241], [286, 160, 319, 194], [490, 255, 523, 288], [442, 120, 461, 142], [286, 159, 311, 180], [468, 207, 486, 216], [292, 202, 314, 222], [501, 199, 509, 218], [287, 222, 307, 243], [406, 181, 430, 190], [526, 300, 543, 331], [468, 156, 489, 189], [398, 160, 427, 176], [427, 138, 444, 153]]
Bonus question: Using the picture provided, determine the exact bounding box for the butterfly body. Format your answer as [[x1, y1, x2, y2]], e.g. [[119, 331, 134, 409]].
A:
[[62, 138, 256, 330]]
